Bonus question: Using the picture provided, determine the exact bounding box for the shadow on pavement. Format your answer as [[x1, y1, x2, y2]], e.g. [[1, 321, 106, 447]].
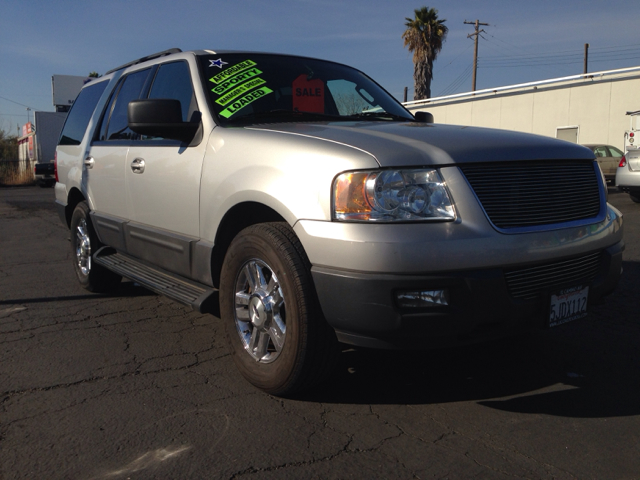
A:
[[0, 281, 156, 305], [295, 261, 640, 418]]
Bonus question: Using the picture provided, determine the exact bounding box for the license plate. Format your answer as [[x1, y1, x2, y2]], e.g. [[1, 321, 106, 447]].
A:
[[549, 285, 589, 327]]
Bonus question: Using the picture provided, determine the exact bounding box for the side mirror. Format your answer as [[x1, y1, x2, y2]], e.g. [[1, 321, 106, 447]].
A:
[[128, 99, 200, 143], [414, 111, 434, 124]]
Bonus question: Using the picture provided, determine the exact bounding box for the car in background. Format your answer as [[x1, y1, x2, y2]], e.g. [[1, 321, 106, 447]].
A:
[[583, 144, 625, 183], [34, 161, 56, 188], [616, 147, 640, 203]]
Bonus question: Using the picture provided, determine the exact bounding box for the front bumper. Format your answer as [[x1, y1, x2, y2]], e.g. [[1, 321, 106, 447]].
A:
[[311, 240, 624, 349]]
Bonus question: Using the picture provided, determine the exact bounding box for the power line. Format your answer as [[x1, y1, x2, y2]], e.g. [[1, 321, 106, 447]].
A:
[[483, 32, 640, 57], [0, 95, 35, 110], [477, 35, 640, 67], [437, 43, 474, 72], [437, 63, 474, 97]]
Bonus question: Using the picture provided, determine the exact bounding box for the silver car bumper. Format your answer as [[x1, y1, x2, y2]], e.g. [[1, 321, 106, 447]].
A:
[[294, 205, 624, 349]]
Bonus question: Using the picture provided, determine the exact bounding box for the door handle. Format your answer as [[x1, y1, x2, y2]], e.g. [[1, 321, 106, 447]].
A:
[[83, 156, 94, 169], [131, 158, 145, 174]]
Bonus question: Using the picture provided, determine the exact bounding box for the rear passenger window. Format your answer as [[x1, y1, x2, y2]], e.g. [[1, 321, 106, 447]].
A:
[[608, 146, 624, 158], [58, 80, 108, 146], [101, 69, 151, 141]]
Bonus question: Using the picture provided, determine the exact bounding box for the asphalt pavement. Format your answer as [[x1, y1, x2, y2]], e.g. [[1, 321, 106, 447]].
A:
[[1, 186, 639, 479]]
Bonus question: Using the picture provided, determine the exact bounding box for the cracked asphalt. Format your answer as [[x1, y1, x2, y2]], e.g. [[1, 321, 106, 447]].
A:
[[1, 186, 639, 479]]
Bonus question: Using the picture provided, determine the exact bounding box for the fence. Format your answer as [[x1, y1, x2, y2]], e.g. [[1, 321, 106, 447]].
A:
[[0, 158, 35, 186]]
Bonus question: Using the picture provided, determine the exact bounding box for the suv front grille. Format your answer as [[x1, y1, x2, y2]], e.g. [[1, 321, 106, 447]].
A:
[[504, 251, 602, 300], [459, 161, 601, 229]]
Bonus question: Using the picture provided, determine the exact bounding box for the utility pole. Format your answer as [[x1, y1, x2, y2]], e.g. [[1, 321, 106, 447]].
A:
[[464, 19, 489, 91], [584, 43, 589, 74]]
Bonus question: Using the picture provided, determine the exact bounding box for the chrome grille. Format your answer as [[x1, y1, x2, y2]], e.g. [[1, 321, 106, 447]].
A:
[[460, 161, 601, 229], [504, 252, 602, 300]]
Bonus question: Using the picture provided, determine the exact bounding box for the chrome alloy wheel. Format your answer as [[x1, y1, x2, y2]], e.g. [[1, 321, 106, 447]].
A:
[[75, 218, 92, 276], [233, 258, 286, 363]]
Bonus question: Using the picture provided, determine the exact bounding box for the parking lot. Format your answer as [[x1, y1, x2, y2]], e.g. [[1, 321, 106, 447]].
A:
[[1, 186, 639, 479]]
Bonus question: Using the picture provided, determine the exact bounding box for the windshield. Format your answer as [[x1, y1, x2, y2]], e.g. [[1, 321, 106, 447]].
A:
[[198, 53, 414, 125]]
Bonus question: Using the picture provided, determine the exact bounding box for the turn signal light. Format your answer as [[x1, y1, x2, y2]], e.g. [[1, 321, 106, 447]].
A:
[[619, 155, 627, 168], [397, 289, 449, 308], [54, 152, 58, 183]]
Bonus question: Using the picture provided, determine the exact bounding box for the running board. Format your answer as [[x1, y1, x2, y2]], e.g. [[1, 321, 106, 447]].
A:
[[94, 247, 219, 314]]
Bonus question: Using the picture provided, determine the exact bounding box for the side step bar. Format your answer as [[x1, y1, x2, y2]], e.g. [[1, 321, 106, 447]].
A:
[[94, 247, 219, 314]]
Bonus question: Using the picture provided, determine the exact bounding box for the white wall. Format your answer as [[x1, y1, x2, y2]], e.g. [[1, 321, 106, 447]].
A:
[[405, 69, 640, 151]]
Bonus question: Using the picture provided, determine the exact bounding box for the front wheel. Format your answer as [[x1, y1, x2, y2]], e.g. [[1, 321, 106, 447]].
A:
[[70, 201, 122, 292], [220, 223, 337, 396]]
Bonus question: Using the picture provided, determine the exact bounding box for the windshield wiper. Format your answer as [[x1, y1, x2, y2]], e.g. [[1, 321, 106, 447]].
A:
[[225, 109, 343, 124], [346, 111, 412, 122]]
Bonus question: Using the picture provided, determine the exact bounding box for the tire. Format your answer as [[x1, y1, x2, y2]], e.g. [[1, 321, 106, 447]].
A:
[[629, 192, 640, 203], [70, 201, 122, 292], [220, 222, 338, 396]]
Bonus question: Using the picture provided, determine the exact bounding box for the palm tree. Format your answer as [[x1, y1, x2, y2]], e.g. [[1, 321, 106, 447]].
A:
[[402, 6, 448, 100]]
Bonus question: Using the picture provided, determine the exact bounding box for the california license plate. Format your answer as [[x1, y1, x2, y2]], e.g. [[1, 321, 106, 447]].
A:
[[549, 286, 589, 327]]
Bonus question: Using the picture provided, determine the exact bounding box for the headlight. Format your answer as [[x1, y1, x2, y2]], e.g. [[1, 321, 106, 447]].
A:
[[333, 169, 456, 222]]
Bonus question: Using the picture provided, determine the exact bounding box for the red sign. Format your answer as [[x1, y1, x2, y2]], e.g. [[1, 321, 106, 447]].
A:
[[292, 74, 324, 113]]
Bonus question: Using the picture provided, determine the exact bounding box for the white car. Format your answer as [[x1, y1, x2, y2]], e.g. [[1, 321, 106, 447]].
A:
[[54, 49, 624, 395], [616, 148, 640, 203]]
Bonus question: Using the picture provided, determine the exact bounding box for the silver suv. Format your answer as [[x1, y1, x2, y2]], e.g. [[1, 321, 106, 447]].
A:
[[55, 49, 624, 395]]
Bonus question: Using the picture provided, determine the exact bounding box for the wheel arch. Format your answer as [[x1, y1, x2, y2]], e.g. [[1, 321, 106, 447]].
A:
[[64, 187, 87, 228], [210, 201, 288, 288]]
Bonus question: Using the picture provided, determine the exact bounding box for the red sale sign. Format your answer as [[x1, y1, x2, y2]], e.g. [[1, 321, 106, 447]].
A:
[[292, 74, 324, 113]]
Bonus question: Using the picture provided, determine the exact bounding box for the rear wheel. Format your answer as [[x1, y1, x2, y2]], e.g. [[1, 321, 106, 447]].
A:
[[629, 191, 640, 203], [220, 222, 337, 396], [70, 201, 122, 292]]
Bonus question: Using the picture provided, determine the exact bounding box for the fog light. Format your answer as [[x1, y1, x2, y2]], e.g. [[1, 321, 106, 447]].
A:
[[397, 289, 449, 308]]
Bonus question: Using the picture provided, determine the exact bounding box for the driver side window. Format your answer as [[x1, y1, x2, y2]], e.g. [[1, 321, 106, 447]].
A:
[[147, 61, 196, 122]]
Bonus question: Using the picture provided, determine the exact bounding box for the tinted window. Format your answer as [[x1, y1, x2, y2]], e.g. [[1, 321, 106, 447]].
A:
[[197, 53, 413, 125], [148, 61, 195, 122], [104, 69, 151, 140], [58, 80, 108, 146]]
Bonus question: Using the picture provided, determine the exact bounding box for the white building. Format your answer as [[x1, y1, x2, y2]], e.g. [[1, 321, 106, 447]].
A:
[[404, 66, 640, 152]]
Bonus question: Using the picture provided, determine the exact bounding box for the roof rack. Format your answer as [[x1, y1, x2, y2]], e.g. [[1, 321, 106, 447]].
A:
[[104, 48, 182, 75]]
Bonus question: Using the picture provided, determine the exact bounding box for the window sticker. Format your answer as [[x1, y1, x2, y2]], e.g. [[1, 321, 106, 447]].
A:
[[209, 58, 228, 68], [219, 87, 273, 118], [210, 60, 257, 85], [211, 67, 263, 96], [292, 74, 325, 113], [216, 77, 267, 106]]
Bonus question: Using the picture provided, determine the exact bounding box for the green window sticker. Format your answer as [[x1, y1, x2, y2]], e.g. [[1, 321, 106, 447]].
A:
[[212, 68, 262, 96], [210, 60, 257, 85], [216, 78, 266, 106], [219, 87, 273, 118]]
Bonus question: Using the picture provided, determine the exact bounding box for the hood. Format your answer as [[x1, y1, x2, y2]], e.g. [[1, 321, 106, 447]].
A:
[[249, 121, 594, 167]]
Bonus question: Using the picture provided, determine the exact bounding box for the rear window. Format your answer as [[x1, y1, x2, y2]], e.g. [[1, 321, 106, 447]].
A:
[[58, 80, 108, 146]]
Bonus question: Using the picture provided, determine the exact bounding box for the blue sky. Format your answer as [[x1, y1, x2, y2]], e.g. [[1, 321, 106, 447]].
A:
[[1, 0, 639, 134]]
